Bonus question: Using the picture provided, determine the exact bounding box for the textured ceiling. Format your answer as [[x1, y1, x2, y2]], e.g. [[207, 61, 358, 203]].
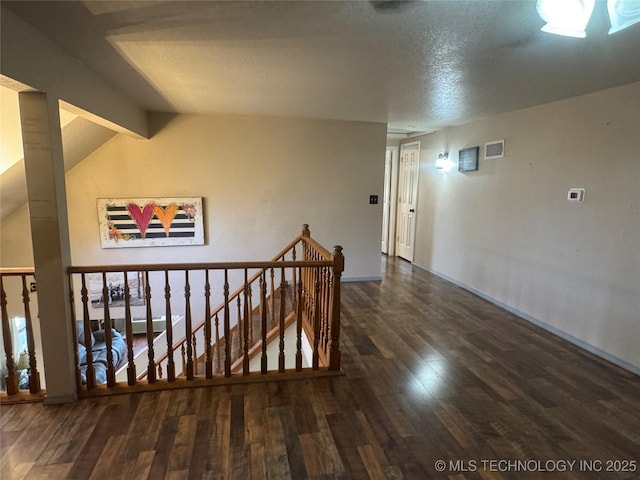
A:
[[3, 0, 640, 135]]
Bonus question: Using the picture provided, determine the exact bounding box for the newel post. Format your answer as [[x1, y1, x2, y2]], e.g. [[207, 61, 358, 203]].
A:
[[329, 245, 344, 371], [302, 224, 310, 238]]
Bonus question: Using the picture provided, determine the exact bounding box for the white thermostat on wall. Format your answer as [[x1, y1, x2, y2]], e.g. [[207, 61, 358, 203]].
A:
[[567, 188, 585, 202]]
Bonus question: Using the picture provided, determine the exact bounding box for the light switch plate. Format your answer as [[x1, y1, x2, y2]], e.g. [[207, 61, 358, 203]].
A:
[[567, 188, 585, 202]]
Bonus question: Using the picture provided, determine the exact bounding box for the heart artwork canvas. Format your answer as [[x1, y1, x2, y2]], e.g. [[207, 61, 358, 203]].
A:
[[97, 197, 204, 248]]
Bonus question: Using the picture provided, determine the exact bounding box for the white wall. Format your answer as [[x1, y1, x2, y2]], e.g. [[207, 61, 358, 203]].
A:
[[1, 203, 33, 268], [408, 82, 640, 371], [65, 113, 386, 280]]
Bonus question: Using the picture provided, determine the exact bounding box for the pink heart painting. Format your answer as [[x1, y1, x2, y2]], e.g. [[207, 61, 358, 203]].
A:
[[127, 203, 155, 239]]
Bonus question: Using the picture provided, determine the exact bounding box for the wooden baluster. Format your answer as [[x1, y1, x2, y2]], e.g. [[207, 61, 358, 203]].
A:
[[318, 255, 324, 340], [164, 270, 175, 382], [223, 270, 231, 377], [303, 264, 312, 325], [247, 281, 253, 347], [302, 223, 311, 285], [329, 246, 344, 371], [318, 267, 325, 354], [21, 275, 41, 393], [278, 267, 286, 373], [302, 225, 311, 328], [292, 245, 297, 305], [312, 280, 321, 370], [192, 333, 198, 376], [325, 273, 334, 356], [260, 274, 268, 374], [295, 268, 303, 371], [323, 267, 330, 353], [270, 268, 276, 328], [68, 273, 82, 390], [185, 270, 194, 380], [308, 284, 314, 325], [322, 267, 331, 352], [313, 253, 319, 308], [301, 273, 307, 323], [0, 275, 18, 395], [80, 274, 95, 389], [181, 344, 186, 377], [317, 267, 324, 353], [236, 296, 242, 364], [101, 272, 116, 387], [204, 269, 213, 378], [307, 255, 313, 320], [123, 271, 136, 385], [145, 271, 156, 383], [158, 363, 163, 380], [215, 313, 221, 374], [243, 269, 250, 375], [306, 252, 313, 324]]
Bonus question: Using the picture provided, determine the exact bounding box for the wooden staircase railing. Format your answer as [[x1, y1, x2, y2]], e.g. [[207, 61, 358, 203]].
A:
[[0, 268, 44, 403], [67, 225, 344, 396]]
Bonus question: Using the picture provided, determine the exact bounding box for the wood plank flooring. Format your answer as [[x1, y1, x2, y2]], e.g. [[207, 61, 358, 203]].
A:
[[2, 256, 639, 479]]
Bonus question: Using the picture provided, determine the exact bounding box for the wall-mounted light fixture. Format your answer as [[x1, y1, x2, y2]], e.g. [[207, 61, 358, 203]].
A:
[[536, 0, 640, 38], [435, 152, 453, 172]]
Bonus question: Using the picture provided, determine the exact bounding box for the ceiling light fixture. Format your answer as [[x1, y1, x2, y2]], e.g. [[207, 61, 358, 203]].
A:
[[608, 0, 640, 34], [536, 0, 640, 37], [536, 0, 595, 38]]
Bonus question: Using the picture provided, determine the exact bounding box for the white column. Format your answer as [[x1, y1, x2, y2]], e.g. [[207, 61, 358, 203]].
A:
[[19, 91, 76, 403]]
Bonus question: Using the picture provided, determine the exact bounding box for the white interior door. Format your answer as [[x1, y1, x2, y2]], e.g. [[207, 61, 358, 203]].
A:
[[381, 149, 392, 253], [396, 142, 420, 261]]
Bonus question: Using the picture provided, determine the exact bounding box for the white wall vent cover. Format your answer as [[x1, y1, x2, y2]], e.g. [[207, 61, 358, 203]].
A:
[[484, 140, 505, 159]]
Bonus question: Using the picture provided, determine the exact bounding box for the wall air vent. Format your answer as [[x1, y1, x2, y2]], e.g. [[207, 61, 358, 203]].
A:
[[484, 140, 505, 159]]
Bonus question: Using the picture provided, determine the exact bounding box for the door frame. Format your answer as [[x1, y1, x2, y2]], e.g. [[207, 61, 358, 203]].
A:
[[382, 145, 399, 255]]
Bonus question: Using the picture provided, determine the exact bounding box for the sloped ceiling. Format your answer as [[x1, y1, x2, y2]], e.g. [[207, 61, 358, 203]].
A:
[[0, 90, 117, 220], [0, 87, 26, 175], [0, 86, 78, 175]]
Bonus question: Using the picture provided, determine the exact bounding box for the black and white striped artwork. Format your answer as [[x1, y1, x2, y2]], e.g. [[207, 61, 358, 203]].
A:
[[97, 197, 204, 248]]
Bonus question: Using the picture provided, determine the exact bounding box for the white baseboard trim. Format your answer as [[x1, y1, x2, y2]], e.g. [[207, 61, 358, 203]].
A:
[[342, 276, 382, 283], [414, 263, 640, 377]]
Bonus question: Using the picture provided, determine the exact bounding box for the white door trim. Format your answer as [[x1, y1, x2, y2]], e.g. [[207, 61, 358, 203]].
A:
[[382, 146, 398, 255]]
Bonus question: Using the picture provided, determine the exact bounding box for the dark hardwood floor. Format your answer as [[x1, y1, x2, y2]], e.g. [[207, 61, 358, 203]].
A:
[[2, 256, 639, 479]]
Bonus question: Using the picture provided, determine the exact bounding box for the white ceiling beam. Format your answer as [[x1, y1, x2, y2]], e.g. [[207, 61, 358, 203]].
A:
[[0, 5, 148, 139]]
